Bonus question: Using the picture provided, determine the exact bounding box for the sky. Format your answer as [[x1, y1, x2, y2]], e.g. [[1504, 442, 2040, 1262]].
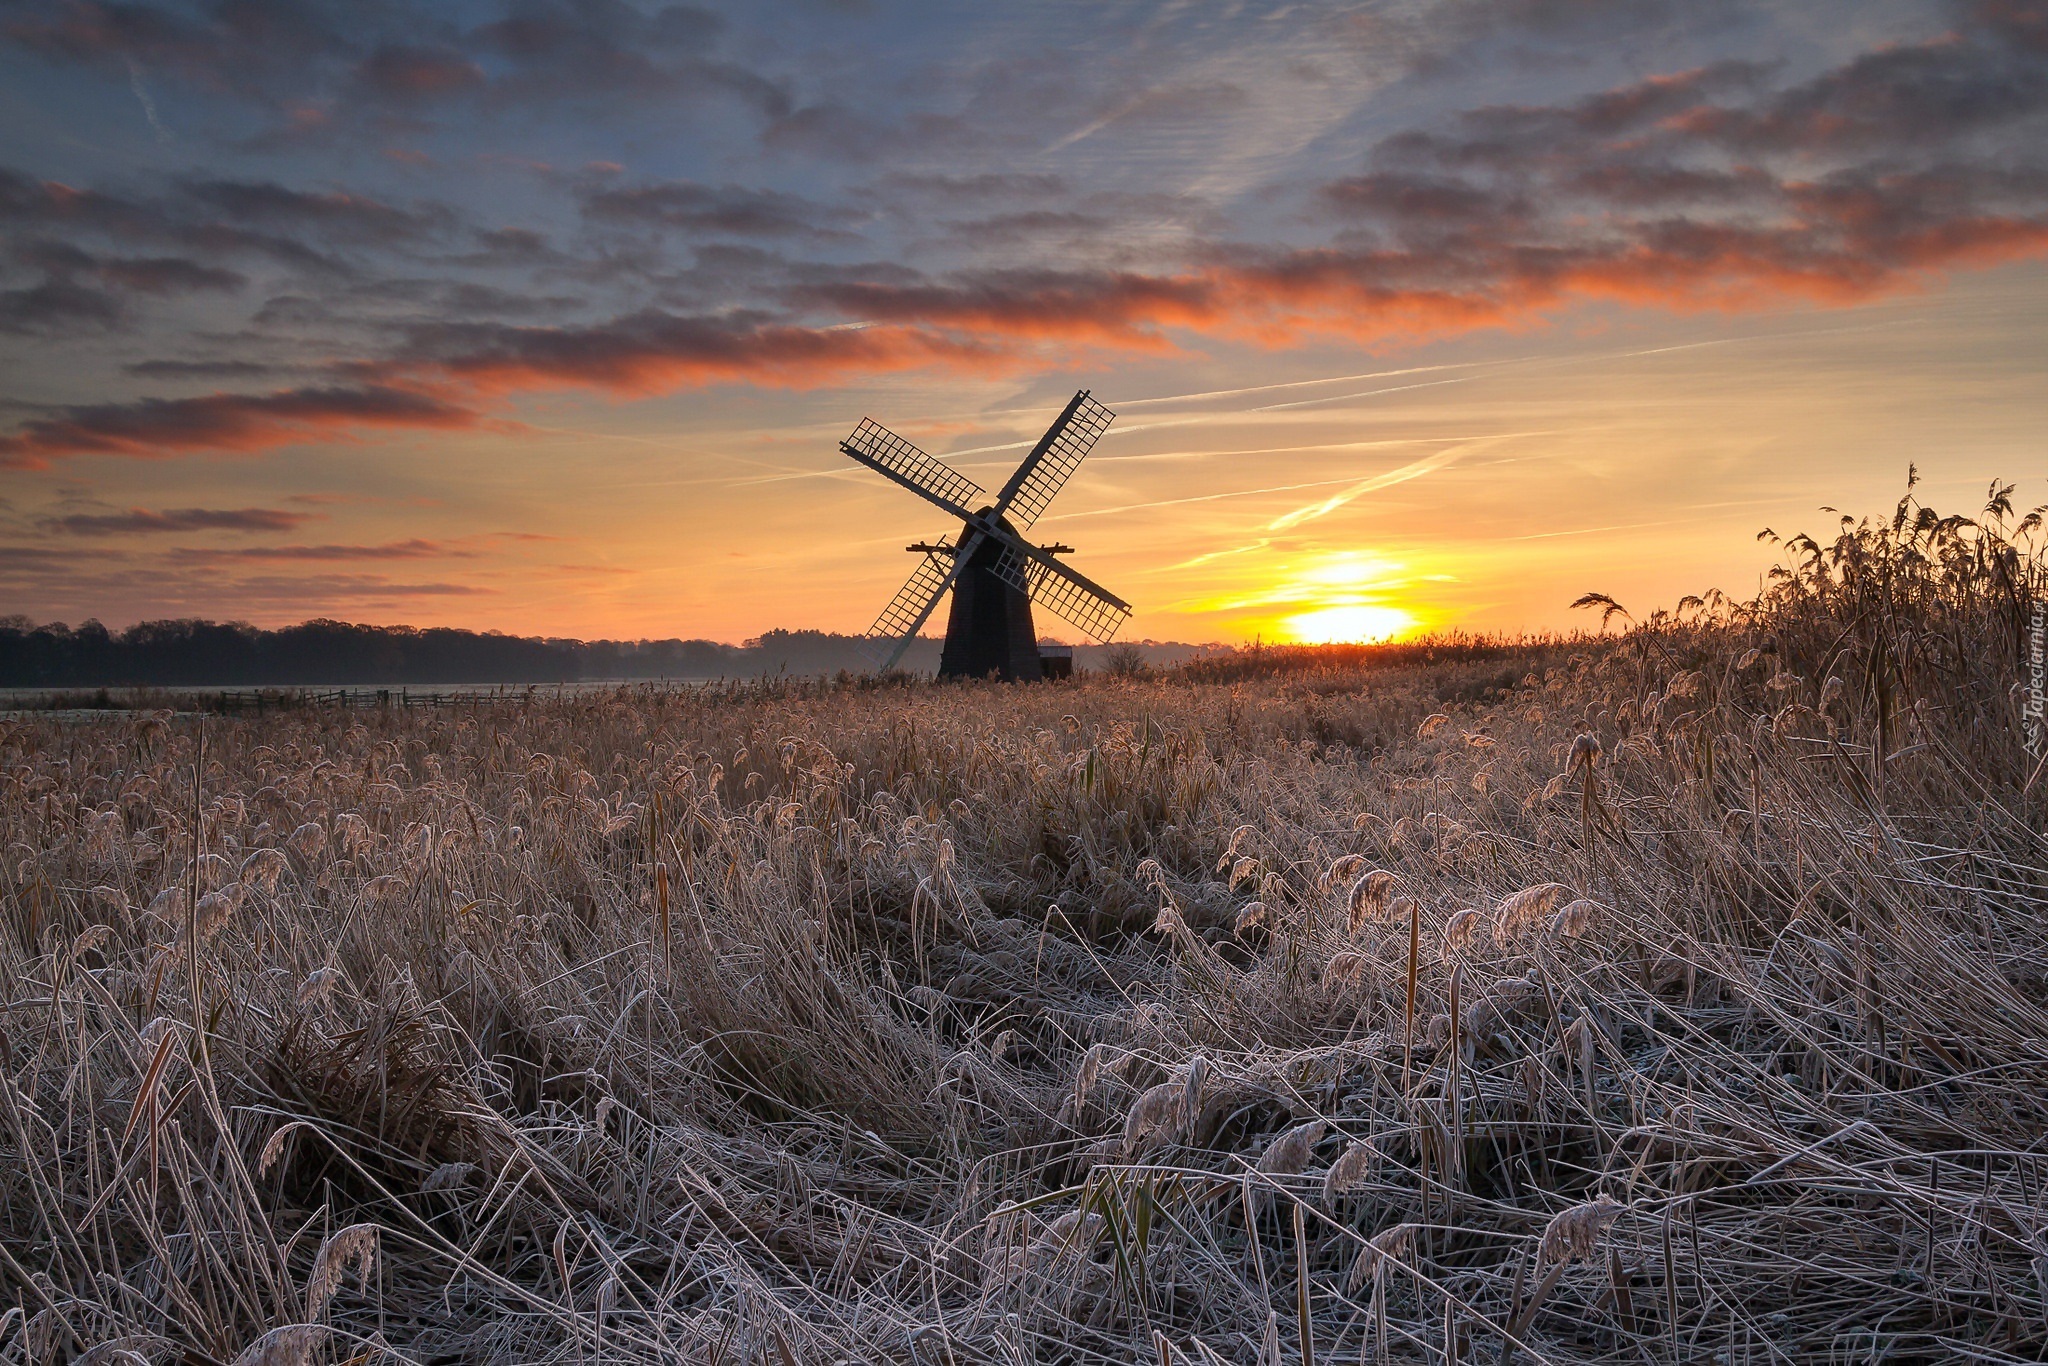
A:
[[1, 0, 2045, 646]]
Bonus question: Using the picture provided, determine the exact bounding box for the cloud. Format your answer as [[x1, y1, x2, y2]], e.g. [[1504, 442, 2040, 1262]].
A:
[[205, 573, 494, 599], [746, 20, 2048, 355], [0, 384, 478, 466], [1, 0, 785, 134], [94, 255, 245, 293], [0, 237, 243, 337], [873, 172, 1069, 205], [1682, 29, 2048, 153], [1398, 0, 1751, 77], [456, 226, 563, 270], [45, 506, 316, 534], [903, 187, 1222, 260], [1368, 61, 1773, 172], [13, 238, 246, 294], [1319, 172, 1532, 233], [760, 104, 906, 160], [124, 359, 280, 379], [1384, 14, 2048, 168], [167, 538, 460, 561], [352, 42, 485, 99], [583, 180, 861, 242], [0, 280, 124, 335], [1175, 19, 2045, 338], [779, 123, 2048, 354], [6, 2, 2048, 467], [922, 210, 1116, 253], [182, 178, 446, 244], [401, 310, 1004, 393], [0, 166, 350, 276], [787, 268, 1223, 343], [472, 1, 784, 114], [1973, 0, 2048, 53], [10, 309, 1004, 465], [430, 281, 583, 318], [0, 545, 76, 568], [1, 0, 347, 101]]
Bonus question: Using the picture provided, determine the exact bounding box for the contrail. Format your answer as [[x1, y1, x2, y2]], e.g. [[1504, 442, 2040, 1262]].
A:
[[1104, 320, 1892, 412], [1264, 441, 1479, 531], [1039, 474, 1387, 522], [1087, 435, 1475, 466], [1114, 360, 1501, 407], [1249, 374, 1474, 413], [1077, 375, 1480, 447], [1157, 538, 1272, 572], [126, 60, 173, 143]]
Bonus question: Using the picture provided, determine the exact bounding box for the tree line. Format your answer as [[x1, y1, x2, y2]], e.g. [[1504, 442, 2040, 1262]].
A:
[[0, 618, 947, 687]]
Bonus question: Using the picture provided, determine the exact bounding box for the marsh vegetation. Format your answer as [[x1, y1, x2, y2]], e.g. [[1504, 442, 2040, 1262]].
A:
[[3, 482, 2045, 1364]]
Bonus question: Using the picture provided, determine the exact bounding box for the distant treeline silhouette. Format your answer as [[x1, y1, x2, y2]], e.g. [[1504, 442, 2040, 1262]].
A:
[[0, 618, 932, 687], [0, 617, 1213, 687]]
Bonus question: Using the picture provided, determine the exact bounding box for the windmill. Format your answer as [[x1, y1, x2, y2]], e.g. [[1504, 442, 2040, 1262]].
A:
[[840, 389, 1130, 680]]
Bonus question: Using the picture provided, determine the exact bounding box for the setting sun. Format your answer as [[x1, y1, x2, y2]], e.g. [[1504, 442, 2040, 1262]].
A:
[[1281, 603, 1416, 644]]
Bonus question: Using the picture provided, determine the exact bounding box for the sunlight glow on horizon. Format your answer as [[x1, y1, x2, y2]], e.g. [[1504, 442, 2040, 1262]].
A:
[[1176, 549, 1430, 644], [1279, 603, 1417, 644]]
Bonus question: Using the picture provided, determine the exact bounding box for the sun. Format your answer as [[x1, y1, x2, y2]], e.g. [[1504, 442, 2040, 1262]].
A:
[[1281, 603, 1415, 644]]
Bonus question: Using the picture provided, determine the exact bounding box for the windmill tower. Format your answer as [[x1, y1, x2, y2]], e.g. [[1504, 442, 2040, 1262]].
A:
[[839, 389, 1130, 680]]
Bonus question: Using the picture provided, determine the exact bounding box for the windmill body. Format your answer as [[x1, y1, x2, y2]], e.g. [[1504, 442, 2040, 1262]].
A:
[[837, 390, 1130, 679], [936, 510, 1043, 680]]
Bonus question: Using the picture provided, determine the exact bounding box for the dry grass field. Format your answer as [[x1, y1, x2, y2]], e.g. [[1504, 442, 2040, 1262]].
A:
[[4, 483, 2046, 1365]]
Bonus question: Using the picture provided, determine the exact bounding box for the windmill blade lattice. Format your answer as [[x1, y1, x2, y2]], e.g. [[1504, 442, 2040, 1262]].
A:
[[858, 534, 978, 669], [993, 391, 1114, 528], [841, 419, 986, 521], [988, 540, 1130, 642]]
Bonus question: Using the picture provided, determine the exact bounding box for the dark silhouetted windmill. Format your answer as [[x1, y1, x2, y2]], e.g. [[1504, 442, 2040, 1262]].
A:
[[839, 389, 1130, 680]]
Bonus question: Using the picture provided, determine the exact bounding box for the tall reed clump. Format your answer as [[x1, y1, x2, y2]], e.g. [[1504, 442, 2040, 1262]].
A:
[[1, 481, 2044, 1364]]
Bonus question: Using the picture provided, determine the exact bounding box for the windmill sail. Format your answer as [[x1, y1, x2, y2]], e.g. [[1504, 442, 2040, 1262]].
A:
[[860, 531, 983, 669], [993, 390, 1114, 528], [841, 419, 986, 522], [988, 537, 1130, 642], [837, 388, 1129, 677]]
